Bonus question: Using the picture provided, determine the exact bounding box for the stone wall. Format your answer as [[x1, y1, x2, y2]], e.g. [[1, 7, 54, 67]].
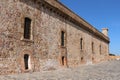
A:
[[0, 0, 109, 75]]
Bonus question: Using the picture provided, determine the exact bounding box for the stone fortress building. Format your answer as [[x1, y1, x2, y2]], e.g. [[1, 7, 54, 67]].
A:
[[0, 0, 110, 75]]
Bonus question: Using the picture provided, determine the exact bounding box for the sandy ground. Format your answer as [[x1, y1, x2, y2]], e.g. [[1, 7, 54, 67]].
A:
[[0, 60, 120, 80]]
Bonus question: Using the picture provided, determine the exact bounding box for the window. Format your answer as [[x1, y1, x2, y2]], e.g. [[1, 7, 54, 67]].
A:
[[62, 56, 65, 66], [80, 38, 83, 50], [81, 57, 83, 61], [92, 42, 94, 53], [24, 17, 31, 39], [24, 54, 29, 70], [61, 31, 65, 46], [99, 45, 101, 55]]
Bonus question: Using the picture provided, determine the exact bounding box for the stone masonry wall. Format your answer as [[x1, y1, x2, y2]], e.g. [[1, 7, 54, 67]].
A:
[[0, 0, 109, 75]]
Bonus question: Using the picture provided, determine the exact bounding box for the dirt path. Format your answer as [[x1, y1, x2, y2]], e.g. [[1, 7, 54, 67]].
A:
[[0, 60, 120, 80]]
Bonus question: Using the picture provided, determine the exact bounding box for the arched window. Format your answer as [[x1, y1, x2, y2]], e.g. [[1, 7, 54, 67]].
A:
[[24, 17, 31, 39], [24, 54, 29, 70]]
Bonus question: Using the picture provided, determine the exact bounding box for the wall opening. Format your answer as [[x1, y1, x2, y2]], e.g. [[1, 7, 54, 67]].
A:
[[60, 47, 68, 67], [24, 17, 31, 39], [62, 56, 65, 65], [24, 54, 30, 70], [92, 42, 94, 53], [61, 31, 65, 46], [99, 45, 101, 55], [60, 56, 68, 67], [81, 57, 84, 62], [80, 38, 83, 50]]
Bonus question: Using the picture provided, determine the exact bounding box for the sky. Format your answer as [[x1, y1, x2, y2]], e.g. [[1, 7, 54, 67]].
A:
[[60, 0, 120, 55]]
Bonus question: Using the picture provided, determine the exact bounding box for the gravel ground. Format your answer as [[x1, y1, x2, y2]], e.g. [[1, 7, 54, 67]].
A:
[[0, 60, 120, 80]]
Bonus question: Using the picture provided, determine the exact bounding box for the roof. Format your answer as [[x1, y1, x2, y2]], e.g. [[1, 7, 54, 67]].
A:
[[44, 0, 110, 43]]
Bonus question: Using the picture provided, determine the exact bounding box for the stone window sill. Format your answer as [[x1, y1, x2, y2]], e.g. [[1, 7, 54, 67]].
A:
[[21, 38, 34, 43], [24, 69, 31, 73], [80, 49, 84, 52], [61, 46, 66, 48]]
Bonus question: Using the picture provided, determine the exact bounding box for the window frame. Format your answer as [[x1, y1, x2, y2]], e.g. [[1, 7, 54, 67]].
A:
[[24, 17, 31, 39], [92, 42, 94, 53], [80, 38, 83, 50], [99, 45, 102, 55], [21, 17, 34, 42], [61, 31, 66, 47]]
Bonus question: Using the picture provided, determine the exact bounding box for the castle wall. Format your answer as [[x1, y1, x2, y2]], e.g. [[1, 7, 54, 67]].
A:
[[0, 0, 109, 75]]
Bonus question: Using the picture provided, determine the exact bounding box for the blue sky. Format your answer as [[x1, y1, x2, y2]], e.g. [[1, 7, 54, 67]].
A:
[[60, 0, 120, 55]]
